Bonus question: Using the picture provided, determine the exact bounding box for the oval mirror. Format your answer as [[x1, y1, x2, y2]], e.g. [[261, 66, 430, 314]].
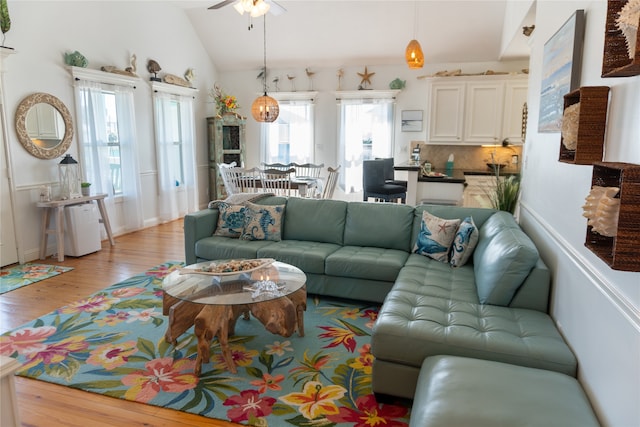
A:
[[15, 92, 74, 159]]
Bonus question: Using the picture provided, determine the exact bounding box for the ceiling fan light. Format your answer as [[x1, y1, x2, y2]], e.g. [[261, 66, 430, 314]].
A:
[[241, 0, 254, 12], [250, 1, 270, 17], [405, 39, 424, 69], [251, 94, 279, 123]]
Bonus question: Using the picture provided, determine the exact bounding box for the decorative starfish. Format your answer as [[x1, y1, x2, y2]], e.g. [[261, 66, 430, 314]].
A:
[[357, 66, 375, 88]]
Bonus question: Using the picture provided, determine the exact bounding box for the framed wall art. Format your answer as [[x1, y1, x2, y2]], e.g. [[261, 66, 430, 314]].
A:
[[401, 110, 423, 132], [538, 9, 586, 133]]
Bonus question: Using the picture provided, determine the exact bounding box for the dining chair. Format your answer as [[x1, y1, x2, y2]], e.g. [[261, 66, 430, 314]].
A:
[[226, 167, 259, 194], [261, 162, 294, 171], [217, 162, 238, 196], [362, 159, 406, 203], [377, 157, 408, 188], [320, 165, 340, 199], [292, 163, 324, 179], [259, 168, 296, 196]]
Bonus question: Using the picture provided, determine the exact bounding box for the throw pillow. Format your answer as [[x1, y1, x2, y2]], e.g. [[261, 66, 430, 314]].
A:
[[450, 216, 479, 268], [213, 202, 246, 237], [241, 203, 285, 241], [413, 211, 461, 262]]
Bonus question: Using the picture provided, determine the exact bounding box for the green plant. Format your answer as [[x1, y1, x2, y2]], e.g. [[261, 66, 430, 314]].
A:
[[81, 182, 91, 188], [488, 166, 520, 213]]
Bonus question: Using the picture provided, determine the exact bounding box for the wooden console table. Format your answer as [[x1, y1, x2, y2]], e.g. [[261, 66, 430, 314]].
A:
[[36, 193, 115, 262]]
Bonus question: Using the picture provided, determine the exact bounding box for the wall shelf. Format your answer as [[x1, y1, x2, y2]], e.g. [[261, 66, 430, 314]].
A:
[[601, 0, 640, 78], [585, 162, 640, 272], [559, 86, 610, 165]]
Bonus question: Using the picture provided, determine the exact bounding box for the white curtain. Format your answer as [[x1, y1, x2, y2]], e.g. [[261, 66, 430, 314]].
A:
[[337, 98, 394, 193], [261, 99, 315, 164], [74, 80, 144, 232], [153, 91, 198, 222]]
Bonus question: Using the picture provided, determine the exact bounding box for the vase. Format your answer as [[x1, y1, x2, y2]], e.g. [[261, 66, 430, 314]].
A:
[[81, 187, 90, 197]]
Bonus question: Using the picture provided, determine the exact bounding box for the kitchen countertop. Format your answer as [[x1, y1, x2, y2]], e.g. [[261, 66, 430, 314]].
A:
[[394, 161, 520, 183]]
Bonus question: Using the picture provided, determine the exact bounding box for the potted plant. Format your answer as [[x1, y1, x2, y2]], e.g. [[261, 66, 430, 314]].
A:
[[81, 182, 91, 197]]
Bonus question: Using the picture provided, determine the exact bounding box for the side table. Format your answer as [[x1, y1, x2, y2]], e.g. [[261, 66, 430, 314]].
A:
[[36, 193, 115, 262]]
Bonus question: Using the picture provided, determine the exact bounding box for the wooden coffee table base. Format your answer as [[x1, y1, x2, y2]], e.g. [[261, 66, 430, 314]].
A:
[[162, 285, 307, 375]]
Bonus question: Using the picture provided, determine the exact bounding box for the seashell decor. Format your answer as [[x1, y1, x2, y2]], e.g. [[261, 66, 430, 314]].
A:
[[615, 0, 640, 59], [582, 186, 621, 237], [561, 102, 580, 150]]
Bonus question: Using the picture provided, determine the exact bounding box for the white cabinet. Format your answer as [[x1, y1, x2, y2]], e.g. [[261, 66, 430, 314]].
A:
[[426, 75, 528, 145], [427, 83, 465, 142], [25, 103, 64, 139], [463, 82, 504, 144], [463, 175, 502, 208]]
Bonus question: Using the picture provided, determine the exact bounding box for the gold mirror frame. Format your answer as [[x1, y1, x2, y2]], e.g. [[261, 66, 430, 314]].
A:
[[15, 92, 74, 160]]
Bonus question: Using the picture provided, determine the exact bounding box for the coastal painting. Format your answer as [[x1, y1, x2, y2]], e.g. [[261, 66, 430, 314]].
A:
[[538, 10, 585, 133], [401, 110, 423, 132]]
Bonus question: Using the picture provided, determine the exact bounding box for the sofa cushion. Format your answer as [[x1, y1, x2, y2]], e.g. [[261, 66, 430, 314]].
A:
[[241, 203, 285, 241], [371, 293, 577, 376], [474, 228, 539, 306], [343, 202, 414, 251], [257, 240, 341, 274], [195, 236, 275, 261], [477, 210, 519, 242], [413, 211, 460, 263], [396, 254, 479, 303], [213, 203, 246, 237], [325, 246, 409, 282], [283, 198, 347, 245], [449, 216, 479, 268], [410, 356, 600, 427]]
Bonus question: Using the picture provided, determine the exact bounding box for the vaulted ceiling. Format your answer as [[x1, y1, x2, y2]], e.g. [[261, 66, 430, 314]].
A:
[[179, 0, 533, 72]]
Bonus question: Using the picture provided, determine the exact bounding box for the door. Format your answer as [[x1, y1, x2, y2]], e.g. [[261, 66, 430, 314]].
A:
[[463, 82, 504, 144], [502, 81, 529, 144]]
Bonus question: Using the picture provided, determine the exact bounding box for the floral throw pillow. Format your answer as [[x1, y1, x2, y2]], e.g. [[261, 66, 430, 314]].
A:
[[214, 203, 247, 237], [450, 216, 479, 268], [241, 203, 285, 241], [413, 211, 460, 263]]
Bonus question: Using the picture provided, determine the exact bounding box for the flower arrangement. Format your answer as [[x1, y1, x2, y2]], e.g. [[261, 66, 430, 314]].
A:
[[210, 84, 239, 116]]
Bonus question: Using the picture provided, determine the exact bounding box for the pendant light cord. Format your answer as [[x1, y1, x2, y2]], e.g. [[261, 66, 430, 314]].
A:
[[262, 14, 267, 95], [413, 1, 418, 39]]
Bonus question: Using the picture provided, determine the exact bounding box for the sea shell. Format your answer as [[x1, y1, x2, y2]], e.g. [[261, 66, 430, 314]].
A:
[[582, 186, 621, 237], [561, 102, 580, 150], [616, 0, 640, 59]]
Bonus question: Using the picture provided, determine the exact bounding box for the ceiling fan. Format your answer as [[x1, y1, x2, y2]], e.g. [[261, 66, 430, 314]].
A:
[[208, 0, 286, 17]]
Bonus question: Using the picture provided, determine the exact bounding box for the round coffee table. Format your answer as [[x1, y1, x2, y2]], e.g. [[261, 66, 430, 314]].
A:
[[162, 259, 307, 374]]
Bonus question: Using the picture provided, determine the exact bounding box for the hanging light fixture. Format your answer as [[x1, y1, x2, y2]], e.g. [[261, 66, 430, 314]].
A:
[[405, 1, 424, 69], [251, 15, 279, 123]]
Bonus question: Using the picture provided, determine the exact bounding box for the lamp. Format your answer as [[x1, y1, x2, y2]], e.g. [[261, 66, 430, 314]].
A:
[[58, 154, 82, 200], [405, 1, 424, 69], [251, 15, 279, 123], [233, 0, 270, 17]]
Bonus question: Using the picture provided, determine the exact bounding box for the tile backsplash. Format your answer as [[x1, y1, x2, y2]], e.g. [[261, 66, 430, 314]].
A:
[[409, 141, 522, 172]]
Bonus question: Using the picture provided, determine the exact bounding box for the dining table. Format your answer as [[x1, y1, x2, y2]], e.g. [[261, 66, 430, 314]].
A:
[[241, 175, 321, 197]]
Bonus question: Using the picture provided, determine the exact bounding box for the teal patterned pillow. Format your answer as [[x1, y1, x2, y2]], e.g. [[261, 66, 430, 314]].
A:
[[241, 203, 285, 241], [450, 216, 479, 268], [413, 211, 460, 263], [214, 203, 246, 237]]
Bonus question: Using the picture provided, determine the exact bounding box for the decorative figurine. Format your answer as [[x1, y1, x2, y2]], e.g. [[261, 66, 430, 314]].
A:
[[64, 50, 88, 68], [305, 67, 316, 91], [336, 68, 344, 91], [357, 66, 375, 90], [101, 54, 137, 77], [389, 78, 406, 90], [287, 74, 296, 92], [147, 59, 161, 81], [185, 68, 196, 87]]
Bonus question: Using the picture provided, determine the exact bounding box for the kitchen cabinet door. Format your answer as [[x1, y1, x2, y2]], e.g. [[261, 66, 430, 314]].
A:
[[427, 82, 465, 143], [462, 175, 500, 208], [463, 82, 504, 144], [502, 81, 528, 144]]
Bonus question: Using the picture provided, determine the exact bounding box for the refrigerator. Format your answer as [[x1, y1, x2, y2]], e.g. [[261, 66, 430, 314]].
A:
[[64, 204, 101, 256]]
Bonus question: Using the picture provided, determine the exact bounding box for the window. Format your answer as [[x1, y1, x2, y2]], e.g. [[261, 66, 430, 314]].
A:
[[261, 97, 315, 164], [72, 67, 144, 232], [338, 97, 395, 193], [152, 83, 198, 222]]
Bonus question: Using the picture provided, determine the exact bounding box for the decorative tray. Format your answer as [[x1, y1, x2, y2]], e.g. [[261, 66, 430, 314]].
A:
[[180, 258, 275, 276]]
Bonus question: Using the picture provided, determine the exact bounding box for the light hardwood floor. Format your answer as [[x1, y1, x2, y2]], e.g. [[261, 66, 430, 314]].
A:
[[0, 220, 239, 427]]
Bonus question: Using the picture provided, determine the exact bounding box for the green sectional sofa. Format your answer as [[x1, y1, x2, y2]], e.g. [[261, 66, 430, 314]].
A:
[[184, 196, 577, 400]]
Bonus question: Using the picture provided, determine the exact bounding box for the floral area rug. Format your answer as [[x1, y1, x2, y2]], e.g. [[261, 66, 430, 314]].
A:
[[0, 261, 411, 426], [0, 263, 74, 295]]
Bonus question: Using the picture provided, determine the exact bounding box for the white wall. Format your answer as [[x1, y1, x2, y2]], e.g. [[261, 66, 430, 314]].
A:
[[3, 1, 219, 262], [520, 1, 640, 426]]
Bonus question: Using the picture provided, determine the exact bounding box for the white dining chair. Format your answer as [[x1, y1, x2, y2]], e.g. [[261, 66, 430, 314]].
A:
[[259, 168, 295, 196], [320, 165, 341, 199]]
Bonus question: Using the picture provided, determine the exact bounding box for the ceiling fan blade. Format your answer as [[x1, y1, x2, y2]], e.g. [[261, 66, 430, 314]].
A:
[[266, 0, 286, 15], [208, 0, 237, 10]]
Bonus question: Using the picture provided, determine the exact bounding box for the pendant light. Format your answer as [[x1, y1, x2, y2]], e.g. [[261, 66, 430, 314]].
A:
[[251, 15, 279, 123], [405, 1, 424, 69]]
